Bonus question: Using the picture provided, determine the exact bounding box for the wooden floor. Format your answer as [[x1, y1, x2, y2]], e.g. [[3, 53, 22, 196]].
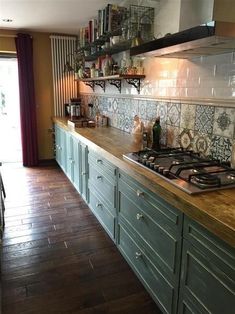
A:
[[1, 163, 162, 314]]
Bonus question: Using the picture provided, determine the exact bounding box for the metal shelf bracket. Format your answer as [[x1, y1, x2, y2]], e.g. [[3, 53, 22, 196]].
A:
[[94, 80, 105, 91], [125, 78, 141, 94], [83, 81, 94, 91], [108, 79, 121, 93]]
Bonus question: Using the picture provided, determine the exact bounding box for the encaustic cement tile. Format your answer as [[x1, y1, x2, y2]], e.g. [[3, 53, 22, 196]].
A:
[[213, 107, 235, 138], [167, 102, 181, 127], [193, 132, 211, 157], [166, 126, 180, 148], [210, 135, 232, 161], [195, 105, 215, 134], [180, 104, 196, 130], [179, 128, 194, 150]]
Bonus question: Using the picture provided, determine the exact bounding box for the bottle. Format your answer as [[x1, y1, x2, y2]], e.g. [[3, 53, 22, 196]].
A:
[[102, 54, 113, 77], [90, 63, 96, 78], [132, 115, 144, 149], [152, 117, 161, 151], [88, 103, 93, 118]]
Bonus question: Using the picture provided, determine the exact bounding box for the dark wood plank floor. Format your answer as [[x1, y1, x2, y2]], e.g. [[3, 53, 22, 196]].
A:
[[1, 163, 162, 314]]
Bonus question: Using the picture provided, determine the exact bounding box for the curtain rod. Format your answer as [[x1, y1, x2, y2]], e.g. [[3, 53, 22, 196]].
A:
[[0, 34, 17, 38], [0, 34, 33, 38]]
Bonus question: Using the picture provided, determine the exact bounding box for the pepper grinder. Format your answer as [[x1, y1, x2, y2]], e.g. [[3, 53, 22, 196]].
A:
[[88, 103, 94, 118], [152, 117, 161, 151]]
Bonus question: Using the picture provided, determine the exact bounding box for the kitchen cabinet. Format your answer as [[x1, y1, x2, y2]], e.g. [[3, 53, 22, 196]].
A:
[[117, 170, 183, 314], [55, 126, 88, 201], [88, 149, 117, 241], [66, 133, 81, 193], [80, 141, 88, 202], [178, 217, 235, 314], [55, 125, 67, 173], [0, 171, 5, 239], [53, 120, 235, 314], [0, 165, 5, 314]]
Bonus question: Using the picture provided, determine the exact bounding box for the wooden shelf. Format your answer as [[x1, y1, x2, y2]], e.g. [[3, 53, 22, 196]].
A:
[[79, 74, 145, 93], [84, 40, 132, 62]]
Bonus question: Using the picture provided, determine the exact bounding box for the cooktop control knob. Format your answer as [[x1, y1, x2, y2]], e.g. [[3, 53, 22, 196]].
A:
[[141, 158, 147, 164], [163, 169, 170, 176], [154, 164, 160, 171], [146, 160, 151, 167], [158, 166, 164, 173], [150, 162, 155, 169]]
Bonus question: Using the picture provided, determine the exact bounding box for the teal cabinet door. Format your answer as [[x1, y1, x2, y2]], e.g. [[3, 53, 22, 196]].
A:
[[88, 163, 116, 212], [80, 141, 88, 201], [117, 171, 183, 314], [55, 125, 67, 173], [88, 187, 115, 241], [66, 133, 81, 193], [54, 125, 60, 165], [73, 137, 81, 193], [66, 133, 74, 181], [60, 128, 67, 173], [88, 149, 118, 241], [178, 217, 235, 314]]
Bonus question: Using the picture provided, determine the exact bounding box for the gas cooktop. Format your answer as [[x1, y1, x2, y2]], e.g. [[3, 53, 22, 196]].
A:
[[123, 148, 235, 194]]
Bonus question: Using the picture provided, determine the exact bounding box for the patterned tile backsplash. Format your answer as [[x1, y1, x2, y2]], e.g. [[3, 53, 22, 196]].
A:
[[81, 94, 235, 162]]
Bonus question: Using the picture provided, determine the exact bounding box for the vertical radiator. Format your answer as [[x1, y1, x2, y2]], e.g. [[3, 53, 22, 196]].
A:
[[50, 35, 78, 116]]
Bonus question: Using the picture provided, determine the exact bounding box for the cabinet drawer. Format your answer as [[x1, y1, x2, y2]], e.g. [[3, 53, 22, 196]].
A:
[[88, 150, 116, 178], [118, 224, 175, 314], [88, 188, 115, 241], [179, 239, 235, 314], [183, 216, 235, 276], [119, 191, 181, 281], [118, 171, 182, 233], [89, 163, 116, 209]]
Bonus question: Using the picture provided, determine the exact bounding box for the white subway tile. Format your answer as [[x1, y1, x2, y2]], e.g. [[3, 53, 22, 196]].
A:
[[213, 87, 235, 99], [216, 63, 235, 76], [200, 77, 230, 88]]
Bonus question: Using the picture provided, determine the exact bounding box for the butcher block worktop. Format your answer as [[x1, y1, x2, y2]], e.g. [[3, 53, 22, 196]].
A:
[[54, 117, 235, 248]]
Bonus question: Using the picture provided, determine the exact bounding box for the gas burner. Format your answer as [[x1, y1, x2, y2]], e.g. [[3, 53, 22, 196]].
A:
[[174, 156, 185, 162], [172, 160, 180, 165], [190, 174, 220, 188], [123, 148, 235, 194], [227, 173, 235, 180]]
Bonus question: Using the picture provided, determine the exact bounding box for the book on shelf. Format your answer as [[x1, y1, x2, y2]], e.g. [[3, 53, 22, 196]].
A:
[[79, 27, 89, 48], [88, 19, 98, 43], [79, 4, 128, 47]]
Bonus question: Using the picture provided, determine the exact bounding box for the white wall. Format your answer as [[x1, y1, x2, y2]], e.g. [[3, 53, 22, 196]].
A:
[[80, 51, 235, 104]]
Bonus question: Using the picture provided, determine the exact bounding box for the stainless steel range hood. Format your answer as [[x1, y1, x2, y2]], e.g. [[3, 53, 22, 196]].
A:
[[130, 21, 235, 59]]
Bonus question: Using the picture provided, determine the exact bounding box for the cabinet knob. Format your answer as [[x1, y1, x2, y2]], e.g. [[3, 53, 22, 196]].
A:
[[136, 213, 143, 220], [96, 159, 103, 164], [135, 252, 142, 259], [136, 190, 144, 197], [82, 172, 87, 175], [96, 203, 102, 208], [96, 175, 102, 180]]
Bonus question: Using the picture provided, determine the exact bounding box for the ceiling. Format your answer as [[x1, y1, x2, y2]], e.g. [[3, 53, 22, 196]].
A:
[[0, 0, 122, 35]]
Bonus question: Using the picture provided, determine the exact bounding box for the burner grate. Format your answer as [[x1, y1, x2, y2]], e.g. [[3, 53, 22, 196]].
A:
[[123, 148, 235, 194]]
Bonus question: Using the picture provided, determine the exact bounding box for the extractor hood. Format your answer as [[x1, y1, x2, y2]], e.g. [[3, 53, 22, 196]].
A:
[[130, 21, 235, 59]]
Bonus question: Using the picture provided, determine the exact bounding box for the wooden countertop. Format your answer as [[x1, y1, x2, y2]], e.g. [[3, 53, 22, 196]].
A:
[[54, 117, 235, 248]]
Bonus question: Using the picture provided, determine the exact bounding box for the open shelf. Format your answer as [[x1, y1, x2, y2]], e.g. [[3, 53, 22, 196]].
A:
[[79, 74, 145, 93], [84, 40, 133, 61]]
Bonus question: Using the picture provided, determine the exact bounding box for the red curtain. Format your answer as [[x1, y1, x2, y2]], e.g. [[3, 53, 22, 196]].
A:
[[15, 33, 38, 166]]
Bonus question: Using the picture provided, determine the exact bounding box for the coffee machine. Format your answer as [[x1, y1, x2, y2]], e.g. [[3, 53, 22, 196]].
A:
[[69, 98, 81, 120]]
